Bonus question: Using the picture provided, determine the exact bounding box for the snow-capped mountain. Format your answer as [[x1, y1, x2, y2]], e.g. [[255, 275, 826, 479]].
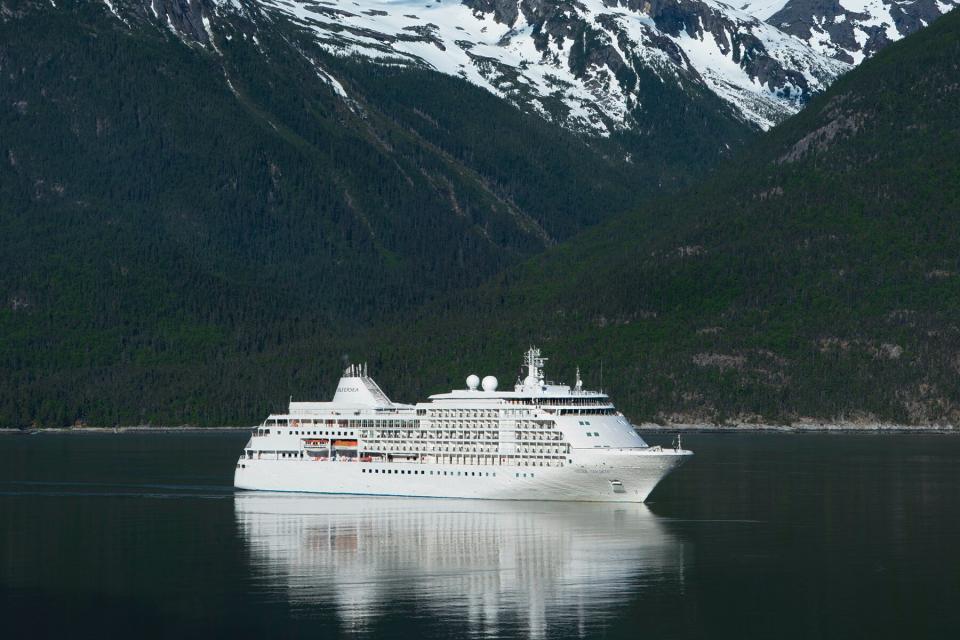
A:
[[91, 0, 846, 134], [87, 0, 956, 137], [739, 0, 958, 64], [256, 0, 846, 132]]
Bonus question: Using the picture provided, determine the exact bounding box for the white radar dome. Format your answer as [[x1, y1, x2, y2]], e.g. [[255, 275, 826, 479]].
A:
[[466, 374, 480, 390], [481, 375, 498, 392]]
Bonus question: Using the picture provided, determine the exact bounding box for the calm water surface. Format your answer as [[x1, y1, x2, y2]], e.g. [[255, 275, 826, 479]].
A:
[[1, 432, 958, 639]]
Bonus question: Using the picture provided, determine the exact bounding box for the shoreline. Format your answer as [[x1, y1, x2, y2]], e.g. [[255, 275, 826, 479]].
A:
[[2, 424, 957, 434], [0, 426, 251, 434], [635, 422, 958, 434]]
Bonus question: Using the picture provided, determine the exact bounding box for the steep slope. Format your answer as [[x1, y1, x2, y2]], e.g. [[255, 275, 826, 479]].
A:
[[383, 7, 960, 426], [739, 0, 958, 64], [258, 0, 846, 131], [3, 0, 955, 428], [0, 0, 678, 307], [0, 0, 684, 426]]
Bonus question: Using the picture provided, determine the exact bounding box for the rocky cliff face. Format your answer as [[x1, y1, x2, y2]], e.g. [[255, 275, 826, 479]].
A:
[[743, 0, 959, 64], [8, 0, 955, 135], [254, 0, 846, 132], [79, 0, 844, 133]]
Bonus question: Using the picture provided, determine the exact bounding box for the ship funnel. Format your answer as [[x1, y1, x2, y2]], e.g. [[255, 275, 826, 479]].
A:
[[332, 363, 393, 407]]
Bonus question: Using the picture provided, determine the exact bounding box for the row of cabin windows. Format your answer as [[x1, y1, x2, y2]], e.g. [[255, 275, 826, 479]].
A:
[[242, 453, 569, 468], [559, 408, 616, 415], [427, 409, 499, 418], [255, 429, 351, 437], [361, 468, 498, 477], [504, 398, 607, 406], [358, 466, 531, 479], [244, 451, 302, 459], [265, 419, 417, 429]]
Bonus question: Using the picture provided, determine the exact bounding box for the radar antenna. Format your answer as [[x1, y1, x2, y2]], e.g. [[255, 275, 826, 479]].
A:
[[524, 347, 547, 385]]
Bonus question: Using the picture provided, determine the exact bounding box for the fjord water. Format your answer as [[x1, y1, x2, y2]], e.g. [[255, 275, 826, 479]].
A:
[[1, 433, 958, 639]]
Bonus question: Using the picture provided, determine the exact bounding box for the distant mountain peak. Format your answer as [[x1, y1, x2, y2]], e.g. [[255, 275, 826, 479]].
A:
[[235, 0, 845, 133], [761, 0, 958, 63]]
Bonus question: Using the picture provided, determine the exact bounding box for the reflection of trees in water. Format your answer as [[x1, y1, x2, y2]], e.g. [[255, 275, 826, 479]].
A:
[[235, 495, 686, 638]]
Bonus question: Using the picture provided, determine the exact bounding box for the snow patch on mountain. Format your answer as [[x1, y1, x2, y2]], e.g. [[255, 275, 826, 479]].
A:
[[91, 0, 850, 134], [735, 0, 789, 20], [260, 0, 845, 133], [763, 0, 958, 64]]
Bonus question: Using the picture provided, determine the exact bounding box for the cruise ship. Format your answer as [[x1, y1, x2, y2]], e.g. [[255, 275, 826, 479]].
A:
[[234, 348, 691, 502]]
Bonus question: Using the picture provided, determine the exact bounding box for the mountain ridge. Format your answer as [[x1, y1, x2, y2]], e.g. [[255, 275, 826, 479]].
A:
[[2, 0, 959, 426], [385, 6, 960, 425]]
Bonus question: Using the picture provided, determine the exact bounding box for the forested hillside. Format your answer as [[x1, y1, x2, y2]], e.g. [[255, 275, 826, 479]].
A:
[[383, 8, 960, 426], [0, 0, 755, 426], [3, 1, 958, 427]]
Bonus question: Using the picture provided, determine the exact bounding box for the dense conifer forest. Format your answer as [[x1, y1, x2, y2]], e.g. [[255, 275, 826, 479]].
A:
[[1, 2, 958, 426], [380, 10, 960, 426]]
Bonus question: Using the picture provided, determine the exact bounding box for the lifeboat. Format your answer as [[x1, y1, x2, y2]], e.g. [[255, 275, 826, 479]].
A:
[[334, 439, 358, 448], [303, 439, 329, 449]]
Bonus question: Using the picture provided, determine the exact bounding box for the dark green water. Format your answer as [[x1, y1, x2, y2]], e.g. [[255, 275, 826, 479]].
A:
[[1, 432, 958, 639]]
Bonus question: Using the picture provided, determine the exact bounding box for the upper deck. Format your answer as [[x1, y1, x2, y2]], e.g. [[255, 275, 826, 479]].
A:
[[243, 348, 659, 471]]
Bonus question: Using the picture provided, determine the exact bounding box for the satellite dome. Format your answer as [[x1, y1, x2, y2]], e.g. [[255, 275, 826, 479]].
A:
[[466, 374, 480, 390], [481, 375, 498, 392]]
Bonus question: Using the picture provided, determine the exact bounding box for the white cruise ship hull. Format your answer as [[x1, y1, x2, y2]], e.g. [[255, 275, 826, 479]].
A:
[[234, 449, 691, 503], [235, 348, 694, 503]]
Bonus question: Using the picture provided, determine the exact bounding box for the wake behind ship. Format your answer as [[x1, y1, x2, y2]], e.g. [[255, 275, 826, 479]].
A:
[[234, 348, 691, 502]]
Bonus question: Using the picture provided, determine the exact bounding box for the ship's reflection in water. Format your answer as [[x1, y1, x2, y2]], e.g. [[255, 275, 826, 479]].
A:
[[235, 494, 686, 637]]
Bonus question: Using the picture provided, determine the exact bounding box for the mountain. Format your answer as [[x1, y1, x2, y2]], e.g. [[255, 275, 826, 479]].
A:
[[739, 0, 958, 64], [1, 0, 682, 313], [1, 0, 958, 427], [256, 0, 846, 131], [0, 0, 763, 425], [381, 6, 960, 426]]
